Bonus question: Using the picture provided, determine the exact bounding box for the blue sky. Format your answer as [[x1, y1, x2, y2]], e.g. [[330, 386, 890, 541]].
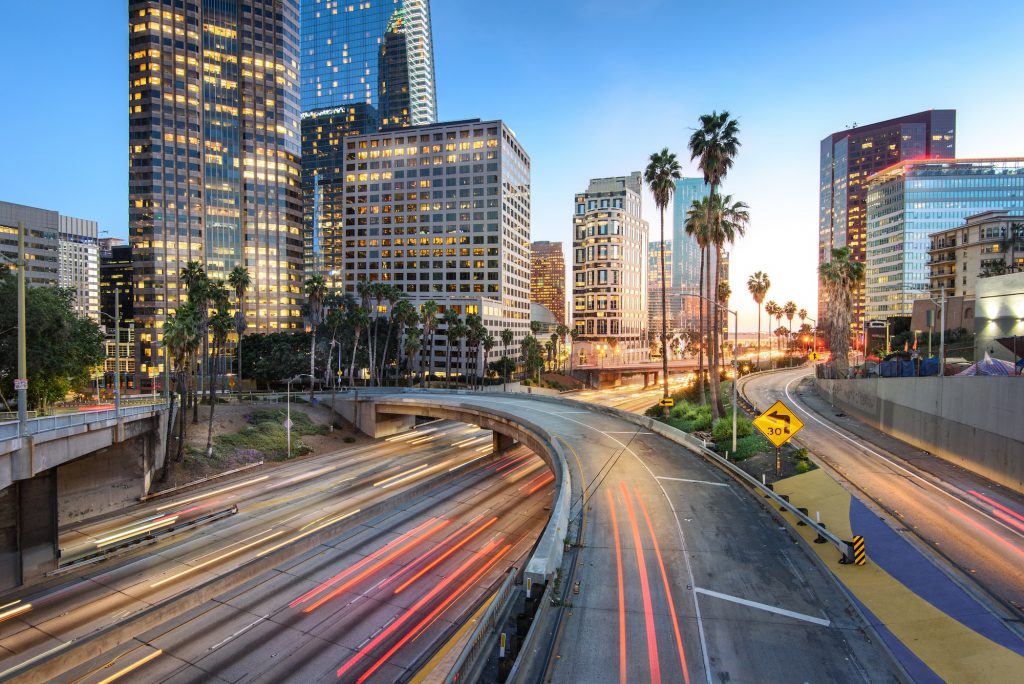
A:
[[3, 1, 1024, 328]]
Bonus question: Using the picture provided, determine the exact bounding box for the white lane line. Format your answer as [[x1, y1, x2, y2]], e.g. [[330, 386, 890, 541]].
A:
[[520, 407, 714, 684], [779, 374, 1024, 541], [693, 587, 831, 627], [553, 411, 592, 414], [656, 476, 729, 488], [209, 615, 272, 651], [604, 431, 653, 435]]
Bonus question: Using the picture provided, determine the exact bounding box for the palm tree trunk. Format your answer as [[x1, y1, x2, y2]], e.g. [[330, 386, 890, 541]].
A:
[[659, 207, 670, 414], [206, 342, 218, 457], [419, 327, 428, 389], [756, 306, 762, 369], [446, 337, 452, 389], [708, 246, 723, 421], [697, 246, 706, 405], [349, 329, 360, 387], [379, 316, 394, 385], [177, 370, 188, 462], [309, 329, 316, 401]]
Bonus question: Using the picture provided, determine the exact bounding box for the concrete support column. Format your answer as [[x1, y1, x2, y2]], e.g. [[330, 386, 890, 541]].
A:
[[493, 431, 516, 454], [19, 470, 58, 582]]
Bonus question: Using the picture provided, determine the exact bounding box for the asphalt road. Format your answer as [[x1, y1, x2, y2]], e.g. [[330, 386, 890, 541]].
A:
[[741, 367, 1024, 621], [364, 392, 902, 683]]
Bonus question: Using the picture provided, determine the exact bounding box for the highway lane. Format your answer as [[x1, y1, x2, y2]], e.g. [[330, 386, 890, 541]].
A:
[[741, 367, 1024, 621], [56, 444, 552, 684], [366, 392, 902, 683], [0, 421, 502, 672]]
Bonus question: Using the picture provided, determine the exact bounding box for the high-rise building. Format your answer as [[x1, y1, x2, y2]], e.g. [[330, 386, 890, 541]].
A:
[[929, 211, 1024, 301], [530, 241, 565, 326], [671, 178, 710, 331], [865, 158, 1024, 321], [572, 173, 649, 365], [301, 0, 439, 283], [100, 244, 138, 390], [819, 110, 956, 330], [330, 119, 531, 376], [0, 201, 60, 287], [648, 239, 671, 340], [300, 0, 437, 127], [128, 1, 304, 387], [58, 216, 100, 321]]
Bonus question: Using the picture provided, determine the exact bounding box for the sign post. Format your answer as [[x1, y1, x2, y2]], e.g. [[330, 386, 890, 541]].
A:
[[753, 400, 805, 476]]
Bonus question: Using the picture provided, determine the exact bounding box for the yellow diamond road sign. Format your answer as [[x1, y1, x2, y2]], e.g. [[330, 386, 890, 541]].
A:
[[809, 351, 820, 361], [753, 400, 805, 448]]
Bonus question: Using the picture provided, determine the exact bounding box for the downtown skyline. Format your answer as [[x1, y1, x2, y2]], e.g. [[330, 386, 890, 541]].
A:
[[3, 1, 1024, 329]]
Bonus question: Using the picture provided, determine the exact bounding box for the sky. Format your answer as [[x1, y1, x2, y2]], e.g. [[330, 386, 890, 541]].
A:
[[2, 1, 1024, 330]]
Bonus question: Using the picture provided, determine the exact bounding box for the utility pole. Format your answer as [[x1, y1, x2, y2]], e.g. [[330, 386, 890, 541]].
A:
[[16, 222, 28, 439], [939, 290, 946, 378]]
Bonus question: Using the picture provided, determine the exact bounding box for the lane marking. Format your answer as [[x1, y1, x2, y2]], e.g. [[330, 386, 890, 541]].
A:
[[605, 488, 628, 684], [209, 615, 271, 651], [620, 481, 662, 683], [655, 476, 728, 488], [778, 374, 1024, 541], [693, 587, 830, 627], [604, 431, 654, 434]]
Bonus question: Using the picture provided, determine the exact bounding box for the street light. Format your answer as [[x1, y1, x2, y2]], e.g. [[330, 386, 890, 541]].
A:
[[285, 373, 315, 459], [677, 293, 739, 454]]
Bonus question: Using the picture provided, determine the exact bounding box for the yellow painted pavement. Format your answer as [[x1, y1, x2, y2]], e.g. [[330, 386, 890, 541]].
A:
[[774, 468, 1024, 683], [409, 593, 495, 684]]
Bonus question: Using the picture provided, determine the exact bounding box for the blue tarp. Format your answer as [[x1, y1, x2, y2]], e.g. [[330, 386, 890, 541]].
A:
[[878, 357, 939, 377]]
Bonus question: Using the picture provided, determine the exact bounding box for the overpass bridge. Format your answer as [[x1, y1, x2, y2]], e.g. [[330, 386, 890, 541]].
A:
[[572, 358, 699, 388]]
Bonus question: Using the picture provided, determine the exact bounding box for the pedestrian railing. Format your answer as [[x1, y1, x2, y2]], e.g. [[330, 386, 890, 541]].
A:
[[0, 401, 168, 441]]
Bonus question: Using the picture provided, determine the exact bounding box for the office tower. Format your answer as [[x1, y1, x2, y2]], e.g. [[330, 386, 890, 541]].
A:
[[648, 239, 671, 340], [530, 241, 565, 326], [572, 173, 649, 365], [57, 216, 100, 321], [865, 158, 1024, 320], [0, 201, 60, 287], [671, 178, 710, 331], [301, 0, 438, 283], [819, 110, 956, 331], [100, 244, 138, 390], [332, 119, 531, 376], [128, 1, 304, 388]]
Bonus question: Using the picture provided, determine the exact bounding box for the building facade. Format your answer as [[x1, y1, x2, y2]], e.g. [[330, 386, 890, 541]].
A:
[[530, 241, 565, 326], [572, 173, 649, 365], [58, 216, 100, 321], [865, 158, 1024, 321], [929, 210, 1024, 301], [128, 1, 304, 386], [819, 110, 956, 330], [100, 244, 138, 390], [0, 201, 60, 287], [671, 178, 709, 331], [327, 119, 531, 377], [648, 238, 671, 341]]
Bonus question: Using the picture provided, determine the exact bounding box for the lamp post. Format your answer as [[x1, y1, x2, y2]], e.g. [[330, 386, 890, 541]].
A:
[[285, 373, 314, 459], [677, 293, 739, 453]]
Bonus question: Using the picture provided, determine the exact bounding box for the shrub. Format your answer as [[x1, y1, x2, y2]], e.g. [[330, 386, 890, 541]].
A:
[[670, 407, 684, 419], [711, 415, 754, 443], [795, 460, 813, 474]]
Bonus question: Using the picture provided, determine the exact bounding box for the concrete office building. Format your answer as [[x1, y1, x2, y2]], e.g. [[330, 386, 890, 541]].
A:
[[57, 216, 100, 321], [329, 119, 531, 378], [929, 210, 1024, 300], [819, 110, 956, 331], [128, 1, 304, 387], [671, 177, 710, 330], [572, 173, 649, 365], [865, 158, 1024, 321], [0, 201, 60, 287], [530, 241, 565, 326]]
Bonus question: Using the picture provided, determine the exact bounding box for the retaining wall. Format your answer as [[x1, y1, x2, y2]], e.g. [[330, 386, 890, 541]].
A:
[[814, 377, 1024, 494]]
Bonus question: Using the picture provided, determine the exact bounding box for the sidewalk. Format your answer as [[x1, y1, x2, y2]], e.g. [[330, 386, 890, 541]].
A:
[[774, 468, 1024, 682]]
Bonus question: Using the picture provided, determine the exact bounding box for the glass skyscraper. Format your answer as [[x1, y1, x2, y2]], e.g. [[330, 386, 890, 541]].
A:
[[865, 158, 1024, 320], [129, 1, 304, 386], [671, 177, 710, 331]]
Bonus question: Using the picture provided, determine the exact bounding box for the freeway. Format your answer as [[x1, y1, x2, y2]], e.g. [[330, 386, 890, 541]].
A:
[[740, 367, 1024, 623], [0, 421, 552, 683]]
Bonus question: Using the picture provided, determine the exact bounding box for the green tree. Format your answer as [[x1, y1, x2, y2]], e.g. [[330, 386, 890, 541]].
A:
[[347, 306, 370, 387], [205, 306, 233, 457], [555, 324, 570, 372], [819, 246, 865, 375], [403, 329, 421, 387], [783, 301, 798, 351], [465, 314, 485, 389], [227, 265, 251, 390], [747, 271, 770, 368], [162, 303, 199, 462], [443, 310, 463, 389], [304, 275, 327, 399], [377, 285, 403, 384], [419, 300, 439, 388], [685, 198, 711, 404], [391, 298, 418, 385], [690, 111, 741, 421], [644, 147, 682, 412], [181, 261, 209, 423], [765, 300, 781, 368], [482, 333, 495, 385], [500, 328, 514, 388]]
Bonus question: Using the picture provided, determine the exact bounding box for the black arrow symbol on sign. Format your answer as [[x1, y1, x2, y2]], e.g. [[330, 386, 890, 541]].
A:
[[768, 411, 790, 425]]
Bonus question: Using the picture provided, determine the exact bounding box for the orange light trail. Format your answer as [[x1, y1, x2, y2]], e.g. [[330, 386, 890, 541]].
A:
[[500, 459, 539, 480], [288, 516, 442, 608], [378, 515, 484, 589], [150, 529, 285, 588], [619, 481, 662, 684], [495, 454, 530, 473], [335, 538, 502, 680], [392, 517, 499, 595], [969, 490, 1024, 526], [95, 648, 163, 684], [351, 542, 513, 683], [302, 518, 451, 613], [521, 471, 555, 495], [0, 601, 31, 624], [606, 488, 627, 684], [948, 506, 1024, 559], [991, 509, 1024, 534], [634, 485, 690, 684]]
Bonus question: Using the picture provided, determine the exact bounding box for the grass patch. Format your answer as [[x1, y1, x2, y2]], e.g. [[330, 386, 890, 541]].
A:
[[198, 408, 329, 463], [647, 393, 772, 461]]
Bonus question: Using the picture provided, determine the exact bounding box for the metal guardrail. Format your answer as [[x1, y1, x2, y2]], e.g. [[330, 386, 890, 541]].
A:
[[445, 568, 519, 684], [0, 402, 168, 441]]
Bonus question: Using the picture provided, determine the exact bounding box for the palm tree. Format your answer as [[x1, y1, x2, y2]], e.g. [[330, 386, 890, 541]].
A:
[[500, 328, 514, 390], [181, 263, 209, 423], [377, 285, 402, 384], [685, 198, 711, 404], [718, 279, 732, 374], [644, 148, 683, 414], [403, 329, 421, 387], [747, 272, 770, 368], [690, 111, 742, 421], [419, 300, 439, 388], [798, 307, 809, 351], [304, 275, 327, 400], [783, 301, 798, 352], [819, 246, 866, 376], [465, 314, 484, 389], [765, 301, 780, 368], [482, 334, 495, 387], [205, 306, 233, 457], [555, 324, 570, 372], [442, 309, 461, 389], [163, 304, 199, 463], [227, 265, 251, 391], [391, 299, 418, 386], [347, 306, 370, 386]]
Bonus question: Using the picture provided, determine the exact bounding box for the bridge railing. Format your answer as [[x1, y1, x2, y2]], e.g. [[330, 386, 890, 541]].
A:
[[0, 402, 167, 441]]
